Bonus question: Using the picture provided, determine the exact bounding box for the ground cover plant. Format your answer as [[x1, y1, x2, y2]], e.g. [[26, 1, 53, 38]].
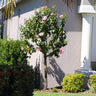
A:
[[20, 5, 67, 89]]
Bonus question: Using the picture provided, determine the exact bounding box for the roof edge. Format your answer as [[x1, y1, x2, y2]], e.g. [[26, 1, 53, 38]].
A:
[[78, 5, 96, 14], [0, 0, 23, 10]]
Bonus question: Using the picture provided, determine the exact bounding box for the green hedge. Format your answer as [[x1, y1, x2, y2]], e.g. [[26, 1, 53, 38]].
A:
[[90, 74, 96, 91], [62, 73, 85, 92], [0, 39, 34, 96]]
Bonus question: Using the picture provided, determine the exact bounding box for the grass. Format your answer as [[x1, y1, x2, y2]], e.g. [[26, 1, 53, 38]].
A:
[[34, 91, 96, 96]]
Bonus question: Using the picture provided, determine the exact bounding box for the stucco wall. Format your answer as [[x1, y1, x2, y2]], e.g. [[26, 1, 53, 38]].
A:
[[92, 14, 96, 62], [7, 0, 45, 40], [6, 0, 82, 89], [6, 0, 45, 67], [44, 0, 82, 88]]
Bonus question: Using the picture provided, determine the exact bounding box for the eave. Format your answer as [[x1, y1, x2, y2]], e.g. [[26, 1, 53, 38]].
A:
[[0, 0, 23, 10]]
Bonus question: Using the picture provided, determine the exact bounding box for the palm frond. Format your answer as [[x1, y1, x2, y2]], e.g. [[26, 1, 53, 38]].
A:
[[94, 0, 96, 5], [2, 0, 16, 18]]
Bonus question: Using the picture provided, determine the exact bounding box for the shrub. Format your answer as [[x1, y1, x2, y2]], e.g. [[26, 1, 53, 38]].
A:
[[0, 39, 34, 96], [90, 74, 96, 91], [0, 64, 34, 96], [0, 65, 11, 96], [62, 73, 85, 92], [52, 88, 58, 92], [0, 39, 32, 66], [11, 64, 34, 96]]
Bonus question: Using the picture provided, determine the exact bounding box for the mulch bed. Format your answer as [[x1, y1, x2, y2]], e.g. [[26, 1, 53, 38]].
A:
[[38, 89, 65, 93], [36, 87, 96, 94]]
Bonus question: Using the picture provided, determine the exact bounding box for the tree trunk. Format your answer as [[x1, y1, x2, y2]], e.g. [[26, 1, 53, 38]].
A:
[[44, 53, 47, 90]]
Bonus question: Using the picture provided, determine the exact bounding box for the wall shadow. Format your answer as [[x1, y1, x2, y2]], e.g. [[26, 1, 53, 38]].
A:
[[35, 56, 44, 90], [34, 59, 40, 89], [88, 0, 94, 5], [40, 73, 44, 89], [91, 62, 96, 71], [13, 0, 45, 17], [34, 56, 45, 89], [47, 57, 65, 86]]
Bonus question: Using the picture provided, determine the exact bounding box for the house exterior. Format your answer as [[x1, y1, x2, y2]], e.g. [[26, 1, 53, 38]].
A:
[[0, 0, 96, 89]]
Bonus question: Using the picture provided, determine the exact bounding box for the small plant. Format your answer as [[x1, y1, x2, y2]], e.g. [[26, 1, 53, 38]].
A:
[[48, 88, 52, 92], [62, 73, 85, 93], [34, 89, 38, 91], [90, 74, 96, 91], [52, 88, 58, 92]]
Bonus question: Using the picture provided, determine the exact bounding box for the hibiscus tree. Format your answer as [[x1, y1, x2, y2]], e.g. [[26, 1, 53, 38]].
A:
[[20, 5, 67, 89]]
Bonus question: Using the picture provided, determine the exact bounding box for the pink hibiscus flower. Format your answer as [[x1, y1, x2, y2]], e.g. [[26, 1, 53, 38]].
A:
[[24, 18, 26, 20], [59, 15, 63, 18], [36, 48, 39, 52], [40, 21, 44, 24], [39, 33, 44, 36], [21, 46, 23, 51], [35, 35, 39, 38], [51, 13, 54, 16], [60, 49, 63, 54], [33, 10, 37, 13], [42, 6, 47, 9], [43, 16, 47, 21]]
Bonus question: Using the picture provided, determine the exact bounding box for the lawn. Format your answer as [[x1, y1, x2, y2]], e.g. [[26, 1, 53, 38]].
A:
[[34, 91, 96, 96]]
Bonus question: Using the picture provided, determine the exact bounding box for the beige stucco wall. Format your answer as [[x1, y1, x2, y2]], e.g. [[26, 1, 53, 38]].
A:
[[6, 0, 45, 68], [92, 14, 96, 62], [45, 0, 82, 88], [7, 0, 45, 40], [6, 0, 82, 89]]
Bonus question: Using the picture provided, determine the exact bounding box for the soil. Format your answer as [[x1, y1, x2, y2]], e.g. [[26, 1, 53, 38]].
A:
[[36, 87, 96, 94], [38, 89, 65, 93]]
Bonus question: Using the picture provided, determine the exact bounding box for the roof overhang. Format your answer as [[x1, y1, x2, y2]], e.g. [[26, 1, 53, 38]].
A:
[[15, 0, 23, 4], [78, 5, 96, 14], [0, 0, 23, 10]]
